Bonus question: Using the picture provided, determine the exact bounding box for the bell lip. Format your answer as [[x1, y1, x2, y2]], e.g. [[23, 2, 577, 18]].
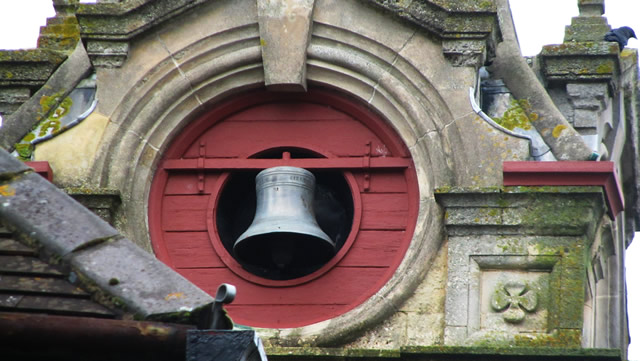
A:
[[235, 221, 333, 246], [233, 230, 337, 271]]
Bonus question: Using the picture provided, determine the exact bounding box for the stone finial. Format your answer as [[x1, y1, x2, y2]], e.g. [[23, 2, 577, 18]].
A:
[[578, 0, 605, 17], [563, 0, 609, 43]]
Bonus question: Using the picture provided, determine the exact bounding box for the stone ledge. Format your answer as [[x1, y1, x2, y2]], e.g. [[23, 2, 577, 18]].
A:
[[540, 42, 620, 86], [265, 346, 620, 360], [435, 185, 606, 236], [0, 49, 67, 88]]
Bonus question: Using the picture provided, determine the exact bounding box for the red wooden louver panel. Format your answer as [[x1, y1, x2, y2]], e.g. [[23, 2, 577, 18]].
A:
[[149, 90, 419, 328]]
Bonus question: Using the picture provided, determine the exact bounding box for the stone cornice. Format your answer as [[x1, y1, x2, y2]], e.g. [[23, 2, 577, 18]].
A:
[[74, 0, 208, 41], [364, 0, 499, 66], [540, 42, 621, 86], [0, 0, 499, 111], [364, 0, 497, 40], [73, 0, 498, 67], [0, 49, 67, 88]]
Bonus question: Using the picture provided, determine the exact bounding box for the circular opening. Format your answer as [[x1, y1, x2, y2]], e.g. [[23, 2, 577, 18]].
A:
[[215, 148, 354, 280]]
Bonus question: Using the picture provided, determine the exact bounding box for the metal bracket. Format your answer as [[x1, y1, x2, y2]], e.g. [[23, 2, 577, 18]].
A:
[[363, 141, 371, 192], [197, 142, 206, 193]]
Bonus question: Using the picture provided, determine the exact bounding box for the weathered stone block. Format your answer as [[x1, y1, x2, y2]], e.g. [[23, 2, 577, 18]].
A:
[[437, 187, 606, 347], [258, 0, 314, 91], [86, 40, 129, 68], [442, 39, 487, 67], [0, 88, 31, 116], [65, 187, 121, 225]]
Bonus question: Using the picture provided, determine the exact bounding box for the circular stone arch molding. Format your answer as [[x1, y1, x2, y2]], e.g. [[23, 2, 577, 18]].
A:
[[92, 18, 460, 345]]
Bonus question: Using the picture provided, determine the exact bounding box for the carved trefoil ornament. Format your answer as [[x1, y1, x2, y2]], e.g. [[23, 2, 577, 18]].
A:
[[490, 281, 538, 324]]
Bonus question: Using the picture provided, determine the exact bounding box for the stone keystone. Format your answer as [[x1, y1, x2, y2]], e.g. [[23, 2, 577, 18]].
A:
[[258, 0, 315, 92]]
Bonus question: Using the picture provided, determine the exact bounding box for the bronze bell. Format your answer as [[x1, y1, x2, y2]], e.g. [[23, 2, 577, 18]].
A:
[[233, 166, 335, 269]]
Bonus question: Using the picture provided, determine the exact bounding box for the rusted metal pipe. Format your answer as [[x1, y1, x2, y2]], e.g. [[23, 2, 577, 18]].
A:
[[0, 312, 194, 361]]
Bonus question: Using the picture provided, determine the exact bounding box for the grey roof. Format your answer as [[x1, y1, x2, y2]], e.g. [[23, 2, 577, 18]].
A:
[[0, 148, 214, 322], [0, 226, 116, 318]]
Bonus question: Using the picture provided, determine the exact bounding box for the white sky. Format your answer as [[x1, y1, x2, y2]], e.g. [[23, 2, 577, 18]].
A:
[[0, 0, 639, 358]]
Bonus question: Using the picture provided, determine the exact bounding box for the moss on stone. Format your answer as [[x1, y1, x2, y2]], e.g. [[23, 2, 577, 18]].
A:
[[595, 62, 614, 74], [22, 133, 35, 142], [14, 143, 33, 161], [33, 94, 72, 137], [401, 345, 619, 357], [493, 99, 535, 131]]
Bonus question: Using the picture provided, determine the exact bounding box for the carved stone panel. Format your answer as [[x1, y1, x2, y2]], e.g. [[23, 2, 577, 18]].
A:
[[437, 187, 607, 347]]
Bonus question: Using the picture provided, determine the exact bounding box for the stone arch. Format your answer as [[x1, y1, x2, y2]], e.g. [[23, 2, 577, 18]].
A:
[[91, 0, 467, 345]]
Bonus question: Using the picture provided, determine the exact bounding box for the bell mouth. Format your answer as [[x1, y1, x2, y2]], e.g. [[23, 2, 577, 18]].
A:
[[234, 231, 336, 270]]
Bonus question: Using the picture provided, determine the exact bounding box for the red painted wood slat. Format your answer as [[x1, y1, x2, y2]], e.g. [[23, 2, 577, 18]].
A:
[[177, 267, 387, 306], [161, 195, 209, 231], [353, 171, 408, 193], [182, 120, 389, 159], [163, 232, 225, 268], [360, 193, 409, 230], [226, 304, 346, 329], [338, 231, 403, 267], [226, 102, 345, 121]]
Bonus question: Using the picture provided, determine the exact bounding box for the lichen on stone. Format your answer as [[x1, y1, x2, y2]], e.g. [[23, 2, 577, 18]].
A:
[[552, 124, 567, 138], [492, 99, 535, 131]]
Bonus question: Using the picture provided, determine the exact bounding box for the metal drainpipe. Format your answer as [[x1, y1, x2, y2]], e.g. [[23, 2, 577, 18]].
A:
[[0, 312, 192, 361]]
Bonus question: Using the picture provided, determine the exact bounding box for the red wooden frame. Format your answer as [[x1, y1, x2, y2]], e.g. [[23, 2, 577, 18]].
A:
[[148, 88, 420, 328], [503, 161, 624, 218]]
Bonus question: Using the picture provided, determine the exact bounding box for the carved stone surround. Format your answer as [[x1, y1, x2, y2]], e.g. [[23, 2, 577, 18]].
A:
[[436, 186, 606, 347]]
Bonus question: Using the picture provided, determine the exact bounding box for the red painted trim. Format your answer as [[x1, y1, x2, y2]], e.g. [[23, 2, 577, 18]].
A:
[[503, 161, 624, 218], [25, 161, 53, 182], [148, 167, 174, 268], [162, 157, 411, 170]]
